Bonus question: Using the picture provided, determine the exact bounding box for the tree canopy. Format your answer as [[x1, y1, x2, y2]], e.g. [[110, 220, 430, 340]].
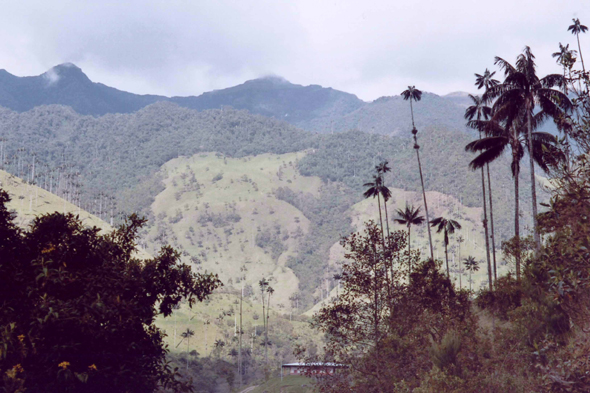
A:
[[0, 189, 222, 393]]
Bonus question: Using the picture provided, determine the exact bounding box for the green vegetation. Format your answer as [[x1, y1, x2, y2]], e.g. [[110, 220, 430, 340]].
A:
[[249, 375, 315, 393], [0, 189, 221, 392], [300, 20, 590, 393]]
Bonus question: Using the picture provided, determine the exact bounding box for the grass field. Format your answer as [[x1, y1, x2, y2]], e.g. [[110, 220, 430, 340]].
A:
[[0, 169, 111, 231], [145, 151, 322, 308]]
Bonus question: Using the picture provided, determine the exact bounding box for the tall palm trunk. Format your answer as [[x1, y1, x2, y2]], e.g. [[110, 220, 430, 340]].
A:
[[514, 151, 521, 281], [415, 147, 434, 261], [487, 164, 497, 281], [377, 193, 386, 250], [261, 293, 266, 363], [458, 243, 462, 290], [239, 284, 243, 388], [481, 166, 493, 291], [577, 34, 586, 73], [265, 292, 271, 364], [478, 132, 493, 290], [383, 198, 391, 240], [445, 241, 449, 278], [408, 226, 412, 277], [526, 103, 541, 251]]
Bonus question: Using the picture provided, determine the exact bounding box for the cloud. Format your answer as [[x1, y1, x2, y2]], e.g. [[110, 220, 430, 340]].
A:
[[0, 0, 587, 100], [42, 67, 60, 86]]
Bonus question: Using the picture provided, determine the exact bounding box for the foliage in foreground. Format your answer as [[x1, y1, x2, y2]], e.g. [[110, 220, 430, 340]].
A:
[[0, 189, 222, 393]]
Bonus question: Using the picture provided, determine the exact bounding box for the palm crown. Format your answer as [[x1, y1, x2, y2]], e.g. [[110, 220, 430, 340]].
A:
[[401, 86, 422, 102], [394, 204, 425, 228], [430, 217, 461, 247], [463, 256, 479, 273], [474, 68, 499, 91]]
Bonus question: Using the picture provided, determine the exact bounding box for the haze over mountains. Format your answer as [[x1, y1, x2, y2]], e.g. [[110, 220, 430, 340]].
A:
[[0, 63, 472, 134]]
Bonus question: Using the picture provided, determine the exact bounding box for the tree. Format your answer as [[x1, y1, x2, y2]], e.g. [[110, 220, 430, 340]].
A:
[[465, 93, 494, 286], [401, 86, 421, 128], [402, 86, 434, 261], [463, 256, 479, 292], [375, 160, 392, 240], [394, 203, 425, 275], [309, 222, 473, 392], [363, 174, 387, 249], [0, 189, 222, 393], [430, 216, 462, 279], [457, 236, 465, 289], [180, 328, 195, 370], [466, 112, 563, 281], [258, 278, 269, 364], [568, 18, 588, 73], [552, 43, 578, 94], [474, 68, 500, 91], [485, 46, 572, 251], [265, 285, 274, 364]]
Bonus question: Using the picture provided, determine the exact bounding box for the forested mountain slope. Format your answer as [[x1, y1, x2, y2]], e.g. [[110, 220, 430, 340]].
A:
[[0, 64, 474, 135], [0, 101, 546, 309]]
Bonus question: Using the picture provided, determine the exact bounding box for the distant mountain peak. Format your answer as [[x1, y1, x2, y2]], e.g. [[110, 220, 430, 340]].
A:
[[42, 63, 89, 86], [245, 75, 292, 86], [444, 91, 472, 98], [259, 74, 289, 81]]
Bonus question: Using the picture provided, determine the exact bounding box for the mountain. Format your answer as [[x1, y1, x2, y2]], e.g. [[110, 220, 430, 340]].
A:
[[0, 63, 166, 115], [0, 64, 364, 129], [0, 64, 478, 135], [171, 75, 365, 132]]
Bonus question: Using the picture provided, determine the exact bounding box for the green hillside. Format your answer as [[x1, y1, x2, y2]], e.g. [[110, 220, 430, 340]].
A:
[[143, 152, 322, 308], [0, 169, 110, 231]]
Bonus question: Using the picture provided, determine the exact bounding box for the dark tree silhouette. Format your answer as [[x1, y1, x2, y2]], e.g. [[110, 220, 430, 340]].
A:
[[375, 161, 392, 240], [364, 174, 388, 249], [485, 46, 572, 251], [430, 216, 462, 278], [465, 93, 494, 285], [568, 18, 588, 73], [463, 256, 479, 292], [402, 86, 434, 261], [394, 203, 425, 275], [466, 114, 563, 281]]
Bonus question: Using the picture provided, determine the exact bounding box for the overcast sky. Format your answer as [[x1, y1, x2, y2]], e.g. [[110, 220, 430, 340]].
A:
[[0, 0, 587, 101]]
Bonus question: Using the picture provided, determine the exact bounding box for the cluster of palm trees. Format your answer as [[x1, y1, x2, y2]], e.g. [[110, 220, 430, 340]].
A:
[[364, 20, 587, 291], [465, 38, 581, 284]]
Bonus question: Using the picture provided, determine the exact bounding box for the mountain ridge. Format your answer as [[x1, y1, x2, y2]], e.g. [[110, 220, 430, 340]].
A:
[[0, 63, 471, 134]]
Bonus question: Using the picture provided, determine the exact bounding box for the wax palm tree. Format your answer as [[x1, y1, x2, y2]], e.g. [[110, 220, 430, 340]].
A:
[[265, 285, 274, 364], [401, 86, 421, 128], [475, 68, 500, 91], [485, 47, 573, 251], [465, 113, 563, 281], [463, 256, 479, 292], [430, 216, 462, 278], [258, 278, 269, 362], [402, 86, 434, 261], [394, 204, 425, 274], [457, 236, 465, 289], [465, 93, 494, 286], [376, 161, 392, 239], [552, 43, 578, 94], [180, 328, 195, 369], [364, 173, 388, 248], [474, 70, 501, 283], [568, 18, 588, 73]]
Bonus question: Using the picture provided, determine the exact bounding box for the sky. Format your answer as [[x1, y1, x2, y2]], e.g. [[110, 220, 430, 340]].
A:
[[0, 0, 587, 101]]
